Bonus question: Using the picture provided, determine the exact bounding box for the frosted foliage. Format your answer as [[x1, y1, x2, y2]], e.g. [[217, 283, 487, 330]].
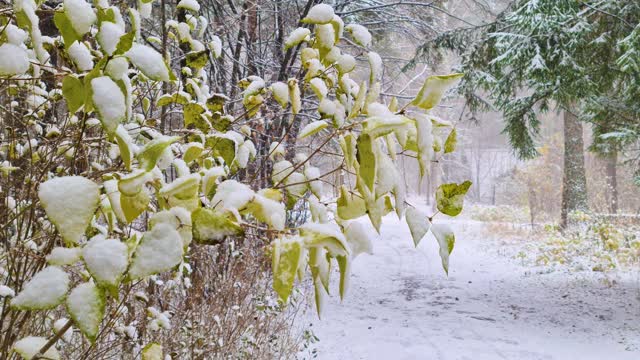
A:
[[344, 221, 374, 258], [64, 0, 96, 35], [299, 121, 327, 138], [212, 180, 255, 211], [0, 43, 29, 75], [5, 24, 28, 45], [285, 28, 310, 48], [177, 0, 200, 11], [106, 57, 129, 79], [38, 176, 100, 244], [82, 237, 128, 286], [13, 336, 60, 360], [304, 4, 334, 24], [91, 76, 126, 134], [68, 41, 94, 71], [46, 247, 82, 265], [129, 224, 184, 279], [271, 81, 289, 106], [11, 266, 70, 310], [67, 282, 103, 340], [126, 44, 171, 81], [98, 22, 124, 55], [345, 24, 371, 47]]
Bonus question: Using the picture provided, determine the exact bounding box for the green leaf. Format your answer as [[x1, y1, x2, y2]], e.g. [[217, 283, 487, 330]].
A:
[[114, 127, 133, 170], [299, 222, 349, 257], [272, 237, 303, 303], [309, 247, 331, 295], [405, 207, 431, 247], [142, 343, 163, 360], [430, 224, 455, 274], [192, 208, 243, 244], [137, 136, 179, 171], [436, 181, 472, 217], [205, 135, 236, 166], [66, 282, 105, 343], [114, 31, 135, 55], [186, 50, 209, 69], [121, 188, 150, 223], [356, 133, 376, 192], [62, 75, 84, 113], [336, 186, 366, 220], [184, 103, 210, 132], [410, 73, 463, 110], [444, 128, 457, 154], [206, 93, 228, 113], [336, 255, 350, 300], [54, 12, 80, 47]]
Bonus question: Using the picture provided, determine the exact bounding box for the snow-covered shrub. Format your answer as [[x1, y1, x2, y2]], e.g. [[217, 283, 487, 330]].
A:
[[0, 1, 469, 358]]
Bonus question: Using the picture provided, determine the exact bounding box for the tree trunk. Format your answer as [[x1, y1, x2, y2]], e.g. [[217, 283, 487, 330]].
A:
[[560, 107, 588, 228], [605, 151, 618, 214]]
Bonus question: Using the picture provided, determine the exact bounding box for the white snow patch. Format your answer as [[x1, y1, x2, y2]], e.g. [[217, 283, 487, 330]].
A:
[[10, 266, 70, 310]]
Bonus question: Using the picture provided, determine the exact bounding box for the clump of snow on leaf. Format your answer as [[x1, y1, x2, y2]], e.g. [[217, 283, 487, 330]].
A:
[[66, 282, 104, 341], [303, 4, 334, 24], [13, 336, 60, 360], [128, 224, 184, 279], [91, 76, 126, 134], [126, 44, 171, 81], [68, 41, 94, 71], [212, 180, 255, 211], [82, 236, 129, 287], [98, 22, 124, 55], [38, 176, 100, 244], [46, 247, 82, 265], [11, 266, 70, 310], [64, 0, 96, 35], [345, 24, 371, 47], [0, 44, 30, 76]]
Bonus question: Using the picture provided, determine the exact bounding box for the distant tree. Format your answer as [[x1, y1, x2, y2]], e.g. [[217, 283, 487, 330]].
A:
[[413, 0, 640, 226]]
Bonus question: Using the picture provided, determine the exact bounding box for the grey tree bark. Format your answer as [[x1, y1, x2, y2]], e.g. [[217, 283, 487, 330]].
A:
[[560, 107, 588, 228]]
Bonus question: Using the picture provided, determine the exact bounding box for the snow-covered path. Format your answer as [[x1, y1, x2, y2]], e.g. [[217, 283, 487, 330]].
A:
[[304, 215, 640, 360]]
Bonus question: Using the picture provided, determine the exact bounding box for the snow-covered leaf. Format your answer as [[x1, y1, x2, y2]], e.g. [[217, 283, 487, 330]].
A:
[[82, 237, 128, 288], [66, 282, 105, 342], [345, 24, 371, 47], [12, 336, 60, 360], [243, 195, 286, 230], [405, 207, 430, 247], [0, 43, 30, 76], [302, 4, 334, 24], [343, 221, 374, 257], [299, 121, 328, 139], [126, 44, 173, 81], [271, 81, 289, 107], [430, 224, 455, 274], [411, 73, 463, 110], [211, 180, 254, 211], [11, 266, 70, 310], [336, 185, 366, 220], [38, 176, 100, 244], [128, 224, 184, 279], [91, 76, 126, 135], [46, 247, 82, 266], [192, 208, 243, 244], [299, 222, 349, 257], [284, 27, 310, 49]]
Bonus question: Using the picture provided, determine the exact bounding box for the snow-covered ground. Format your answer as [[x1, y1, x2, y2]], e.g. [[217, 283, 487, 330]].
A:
[[302, 213, 640, 360]]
